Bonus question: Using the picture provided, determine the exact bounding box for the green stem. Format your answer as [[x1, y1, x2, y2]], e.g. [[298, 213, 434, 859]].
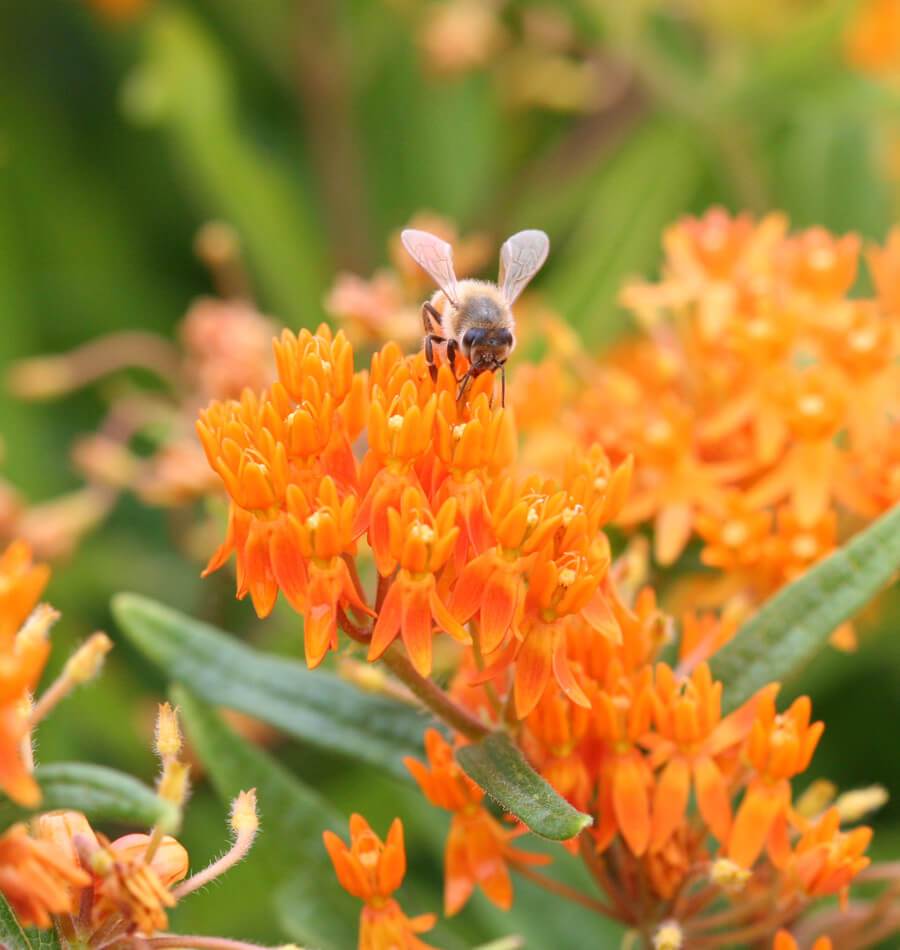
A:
[[381, 646, 490, 741]]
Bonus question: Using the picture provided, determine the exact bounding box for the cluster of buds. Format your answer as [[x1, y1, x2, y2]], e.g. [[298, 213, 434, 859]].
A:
[[197, 306, 895, 948], [0, 540, 272, 947]]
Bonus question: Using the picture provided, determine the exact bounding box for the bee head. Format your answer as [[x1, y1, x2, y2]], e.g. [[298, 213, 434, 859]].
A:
[[461, 327, 514, 373]]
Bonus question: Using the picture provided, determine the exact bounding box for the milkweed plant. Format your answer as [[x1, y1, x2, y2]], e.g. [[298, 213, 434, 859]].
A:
[[1, 202, 899, 950]]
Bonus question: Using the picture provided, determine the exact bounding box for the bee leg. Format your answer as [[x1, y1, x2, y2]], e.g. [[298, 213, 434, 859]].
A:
[[446, 339, 459, 379], [422, 301, 443, 334], [424, 333, 444, 383], [457, 369, 473, 403], [500, 364, 506, 408]]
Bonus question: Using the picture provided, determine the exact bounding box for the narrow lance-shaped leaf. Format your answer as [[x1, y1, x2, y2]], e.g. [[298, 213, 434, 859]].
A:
[[0, 763, 177, 833], [457, 732, 593, 841], [112, 593, 436, 779], [0, 892, 30, 950], [712, 503, 900, 713]]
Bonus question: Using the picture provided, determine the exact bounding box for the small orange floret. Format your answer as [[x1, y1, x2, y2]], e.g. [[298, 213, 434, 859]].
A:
[[0, 540, 50, 643], [774, 930, 832, 950], [404, 729, 548, 915], [789, 807, 871, 904], [729, 691, 823, 868], [324, 815, 437, 950], [367, 488, 469, 675], [0, 823, 90, 928]]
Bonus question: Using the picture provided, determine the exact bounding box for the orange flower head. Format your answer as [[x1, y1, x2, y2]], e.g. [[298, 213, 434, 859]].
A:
[[88, 832, 189, 935], [772, 367, 847, 442], [788, 807, 871, 903], [434, 388, 516, 479], [728, 689, 824, 868], [0, 540, 50, 644], [746, 692, 823, 782], [766, 506, 837, 584], [774, 930, 833, 950], [643, 662, 747, 849], [324, 814, 407, 904], [591, 664, 655, 855], [451, 478, 568, 655], [324, 814, 437, 949], [1, 603, 57, 807], [405, 729, 548, 915], [696, 494, 772, 572], [273, 325, 358, 411], [562, 445, 633, 533], [0, 823, 90, 929], [665, 208, 758, 282], [782, 227, 860, 300], [367, 489, 470, 675], [818, 301, 894, 379]]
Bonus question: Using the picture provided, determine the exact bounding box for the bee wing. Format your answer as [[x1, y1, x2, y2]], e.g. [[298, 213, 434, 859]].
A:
[[400, 229, 459, 306], [498, 229, 550, 305]]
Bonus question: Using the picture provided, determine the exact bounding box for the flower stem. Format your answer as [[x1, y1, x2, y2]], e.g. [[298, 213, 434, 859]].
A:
[[144, 937, 293, 950], [514, 865, 623, 922], [381, 646, 489, 741]]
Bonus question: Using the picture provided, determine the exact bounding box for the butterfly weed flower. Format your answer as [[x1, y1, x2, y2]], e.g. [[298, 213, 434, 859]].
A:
[[404, 729, 548, 915], [192, 218, 900, 949], [324, 814, 438, 950]]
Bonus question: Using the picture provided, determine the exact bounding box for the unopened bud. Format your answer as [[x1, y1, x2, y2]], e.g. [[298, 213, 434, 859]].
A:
[[652, 921, 683, 950], [796, 778, 837, 818], [155, 703, 183, 761], [16, 604, 59, 652], [710, 857, 751, 893], [835, 785, 888, 823], [64, 633, 112, 685], [230, 789, 259, 837], [89, 846, 114, 877], [158, 761, 191, 808]]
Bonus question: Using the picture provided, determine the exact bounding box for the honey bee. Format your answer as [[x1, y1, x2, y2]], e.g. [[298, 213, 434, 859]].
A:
[[400, 227, 550, 405]]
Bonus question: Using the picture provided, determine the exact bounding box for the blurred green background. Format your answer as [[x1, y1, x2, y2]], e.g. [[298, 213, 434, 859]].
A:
[[2, 0, 900, 943]]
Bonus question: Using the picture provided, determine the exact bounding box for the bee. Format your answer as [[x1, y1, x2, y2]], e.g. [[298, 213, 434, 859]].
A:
[[400, 227, 550, 405]]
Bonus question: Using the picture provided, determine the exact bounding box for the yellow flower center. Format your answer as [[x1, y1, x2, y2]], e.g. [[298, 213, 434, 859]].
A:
[[452, 423, 466, 441], [558, 568, 578, 587], [526, 508, 539, 527], [593, 475, 608, 492], [410, 523, 435, 544], [388, 414, 404, 432], [561, 505, 583, 527], [721, 521, 749, 547], [808, 246, 836, 271], [791, 534, 819, 560], [849, 327, 877, 352], [797, 393, 825, 418]]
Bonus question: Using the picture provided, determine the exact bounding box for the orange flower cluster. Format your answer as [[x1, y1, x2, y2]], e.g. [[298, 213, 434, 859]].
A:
[[199, 325, 630, 710], [199, 312, 887, 947], [518, 211, 900, 632]]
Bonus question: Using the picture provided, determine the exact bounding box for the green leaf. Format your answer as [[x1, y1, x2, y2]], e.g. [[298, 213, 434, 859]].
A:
[[456, 733, 593, 841], [23, 928, 61, 950], [172, 685, 358, 950], [542, 119, 705, 345], [112, 593, 433, 779], [0, 893, 30, 950], [712, 503, 900, 713], [0, 763, 177, 833]]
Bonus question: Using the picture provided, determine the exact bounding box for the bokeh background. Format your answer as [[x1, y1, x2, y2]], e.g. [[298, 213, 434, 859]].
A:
[[3, 0, 900, 943]]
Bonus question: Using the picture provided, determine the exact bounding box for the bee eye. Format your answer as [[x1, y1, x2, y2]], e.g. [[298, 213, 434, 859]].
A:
[[495, 329, 513, 347], [462, 328, 484, 350]]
